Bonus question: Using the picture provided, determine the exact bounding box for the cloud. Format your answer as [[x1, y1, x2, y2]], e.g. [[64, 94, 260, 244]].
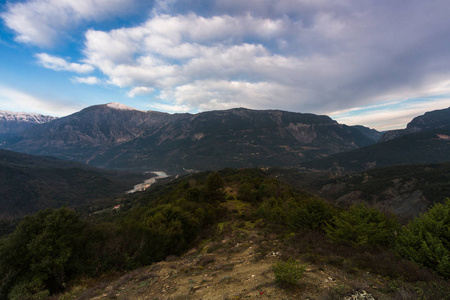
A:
[[79, 2, 450, 116], [5, 0, 450, 125], [71, 76, 100, 85], [1, 0, 138, 47], [0, 85, 80, 116], [36, 53, 94, 73], [330, 98, 450, 131], [127, 86, 154, 97]]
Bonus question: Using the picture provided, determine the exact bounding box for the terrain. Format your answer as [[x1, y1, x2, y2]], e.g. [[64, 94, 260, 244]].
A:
[[379, 107, 450, 142], [3, 104, 377, 172], [0, 110, 56, 145], [270, 162, 450, 220], [1, 169, 446, 300], [1, 105, 450, 299], [302, 129, 450, 172], [0, 149, 146, 220]]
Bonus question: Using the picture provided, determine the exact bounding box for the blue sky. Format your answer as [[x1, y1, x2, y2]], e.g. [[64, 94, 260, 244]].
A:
[[0, 0, 449, 130]]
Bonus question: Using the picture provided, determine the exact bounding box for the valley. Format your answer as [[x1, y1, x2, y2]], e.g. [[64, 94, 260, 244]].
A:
[[0, 104, 449, 299]]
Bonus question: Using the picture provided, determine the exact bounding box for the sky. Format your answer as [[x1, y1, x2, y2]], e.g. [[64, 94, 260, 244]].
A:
[[0, 0, 449, 130]]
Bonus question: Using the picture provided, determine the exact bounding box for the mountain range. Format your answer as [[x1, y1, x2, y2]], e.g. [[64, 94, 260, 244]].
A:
[[305, 107, 450, 171], [0, 110, 57, 145], [1, 104, 449, 173], [2, 103, 378, 172]]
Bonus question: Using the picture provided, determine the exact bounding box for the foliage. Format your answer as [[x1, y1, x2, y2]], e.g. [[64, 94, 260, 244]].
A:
[[325, 204, 398, 247], [0, 208, 85, 298], [272, 258, 306, 286], [395, 198, 450, 278]]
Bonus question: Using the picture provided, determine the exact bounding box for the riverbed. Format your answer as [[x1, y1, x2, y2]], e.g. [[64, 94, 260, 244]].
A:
[[126, 171, 169, 193]]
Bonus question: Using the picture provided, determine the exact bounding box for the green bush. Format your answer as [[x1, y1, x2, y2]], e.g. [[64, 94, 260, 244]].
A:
[[395, 198, 450, 278], [325, 204, 398, 247], [288, 197, 334, 231], [272, 258, 307, 286]]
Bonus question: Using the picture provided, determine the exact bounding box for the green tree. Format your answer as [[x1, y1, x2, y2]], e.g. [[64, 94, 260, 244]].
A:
[[0, 208, 85, 298], [325, 204, 398, 247], [395, 198, 450, 278]]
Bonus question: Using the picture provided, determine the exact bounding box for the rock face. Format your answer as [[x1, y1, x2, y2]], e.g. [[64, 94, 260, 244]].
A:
[[3, 104, 376, 172], [379, 106, 450, 142], [0, 110, 57, 144]]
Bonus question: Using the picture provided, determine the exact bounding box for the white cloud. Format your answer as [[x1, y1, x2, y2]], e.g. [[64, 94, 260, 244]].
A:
[[330, 98, 450, 131], [78, 5, 450, 118], [0, 85, 80, 116], [7, 0, 448, 128], [1, 0, 137, 47], [127, 86, 154, 97], [36, 53, 94, 73], [71, 76, 100, 85]]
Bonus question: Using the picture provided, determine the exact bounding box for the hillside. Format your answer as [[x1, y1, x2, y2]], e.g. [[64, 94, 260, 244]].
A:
[[1, 169, 448, 299], [271, 162, 450, 220], [302, 129, 450, 172], [0, 110, 56, 145], [3, 104, 377, 172], [0, 149, 146, 219], [380, 106, 450, 142]]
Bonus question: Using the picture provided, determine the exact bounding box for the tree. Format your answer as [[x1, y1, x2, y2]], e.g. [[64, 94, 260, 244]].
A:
[[0, 208, 85, 298], [395, 198, 450, 278], [325, 204, 398, 247]]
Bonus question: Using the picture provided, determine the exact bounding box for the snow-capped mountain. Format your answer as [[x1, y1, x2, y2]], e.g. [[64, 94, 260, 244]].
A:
[[0, 110, 57, 124], [0, 110, 57, 144]]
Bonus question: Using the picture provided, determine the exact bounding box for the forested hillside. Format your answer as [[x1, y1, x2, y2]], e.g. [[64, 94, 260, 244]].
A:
[[1, 169, 448, 299]]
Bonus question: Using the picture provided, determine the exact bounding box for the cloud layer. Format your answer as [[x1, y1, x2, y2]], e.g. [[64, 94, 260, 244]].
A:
[[2, 0, 450, 128]]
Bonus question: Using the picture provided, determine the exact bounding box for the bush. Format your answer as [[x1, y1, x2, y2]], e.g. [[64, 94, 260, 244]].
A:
[[325, 204, 398, 247], [395, 198, 450, 278], [272, 258, 306, 286], [288, 197, 334, 231]]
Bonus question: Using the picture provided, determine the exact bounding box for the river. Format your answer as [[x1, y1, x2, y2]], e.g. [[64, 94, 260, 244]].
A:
[[126, 171, 169, 193]]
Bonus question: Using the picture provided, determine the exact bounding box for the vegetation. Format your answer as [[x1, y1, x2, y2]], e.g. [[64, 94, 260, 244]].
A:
[[396, 198, 450, 278], [325, 204, 398, 247], [0, 149, 146, 220], [0, 168, 449, 299], [272, 258, 306, 286]]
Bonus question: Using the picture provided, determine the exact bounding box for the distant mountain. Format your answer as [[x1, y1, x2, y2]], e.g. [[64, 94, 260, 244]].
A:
[[5, 103, 172, 164], [380, 106, 450, 142], [0, 110, 57, 144], [3, 104, 377, 172], [351, 125, 383, 142], [0, 149, 145, 218], [303, 129, 450, 172]]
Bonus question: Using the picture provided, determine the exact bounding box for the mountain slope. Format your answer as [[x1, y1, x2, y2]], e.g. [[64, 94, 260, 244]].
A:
[[380, 106, 450, 142], [89, 108, 375, 172], [303, 129, 450, 172], [4, 105, 376, 172], [0, 110, 56, 144], [0, 149, 145, 218], [5, 103, 172, 163]]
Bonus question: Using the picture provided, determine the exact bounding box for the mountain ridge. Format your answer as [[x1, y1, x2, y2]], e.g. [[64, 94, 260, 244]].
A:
[[3, 104, 378, 172]]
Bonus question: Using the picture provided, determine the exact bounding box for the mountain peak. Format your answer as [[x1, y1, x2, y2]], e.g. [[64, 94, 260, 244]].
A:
[[105, 102, 141, 111]]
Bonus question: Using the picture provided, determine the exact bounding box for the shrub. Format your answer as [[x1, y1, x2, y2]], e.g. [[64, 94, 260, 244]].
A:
[[272, 258, 306, 286], [395, 198, 450, 278], [288, 197, 334, 231], [325, 204, 398, 247]]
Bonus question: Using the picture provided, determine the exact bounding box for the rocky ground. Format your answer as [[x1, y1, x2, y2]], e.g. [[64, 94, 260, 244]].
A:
[[60, 224, 398, 300]]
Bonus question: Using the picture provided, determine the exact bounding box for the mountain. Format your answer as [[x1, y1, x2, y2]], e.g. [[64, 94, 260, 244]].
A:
[[0, 149, 146, 218], [351, 125, 383, 142], [4, 104, 377, 172], [272, 162, 450, 220], [379, 106, 450, 142], [4, 103, 172, 164], [0, 110, 56, 144], [303, 129, 450, 172]]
